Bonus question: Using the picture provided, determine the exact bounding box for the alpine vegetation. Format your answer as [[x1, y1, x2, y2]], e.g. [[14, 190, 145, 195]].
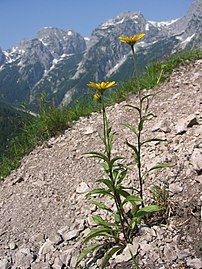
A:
[[76, 33, 171, 268]]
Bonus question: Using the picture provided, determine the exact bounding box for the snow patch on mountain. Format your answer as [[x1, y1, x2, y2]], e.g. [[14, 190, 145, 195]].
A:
[[3, 47, 24, 64], [106, 53, 130, 78], [149, 18, 180, 28]]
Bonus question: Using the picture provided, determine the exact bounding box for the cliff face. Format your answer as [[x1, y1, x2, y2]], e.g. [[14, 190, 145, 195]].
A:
[[0, 59, 201, 268]]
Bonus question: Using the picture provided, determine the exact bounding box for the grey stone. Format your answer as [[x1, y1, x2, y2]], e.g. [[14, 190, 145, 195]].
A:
[[48, 233, 63, 245], [191, 148, 202, 173], [140, 241, 153, 254], [84, 126, 95, 135], [176, 114, 199, 134], [31, 262, 50, 269], [186, 258, 202, 269], [169, 182, 183, 194], [177, 249, 190, 260], [57, 226, 69, 236], [113, 243, 139, 264], [38, 240, 54, 256], [63, 229, 80, 241], [0, 259, 10, 269], [15, 248, 34, 269], [52, 257, 64, 269], [152, 120, 171, 133], [59, 249, 73, 266], [9, 242, 16, 250], [70, 255, 77, 268], [163, 245, 177, 262], [76, 182, 89, 194]]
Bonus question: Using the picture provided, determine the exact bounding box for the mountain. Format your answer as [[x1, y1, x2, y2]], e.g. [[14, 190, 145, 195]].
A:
[[0, 0, 201, 110], [0, 29, 86, 108]]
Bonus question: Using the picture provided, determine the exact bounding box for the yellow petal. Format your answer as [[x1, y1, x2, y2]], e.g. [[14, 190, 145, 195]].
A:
[[87, 81, 117, 91], [119, 33, 145, 46]]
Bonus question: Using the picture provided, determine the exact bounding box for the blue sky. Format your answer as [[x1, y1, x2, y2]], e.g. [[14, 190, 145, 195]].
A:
[[0, 0, 193, 49]]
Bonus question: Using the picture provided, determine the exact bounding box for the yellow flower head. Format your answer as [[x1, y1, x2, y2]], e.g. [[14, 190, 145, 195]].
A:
[[119, 33, 145, 46], [87, 81, 117, 92], [92, 93, 102, 102]]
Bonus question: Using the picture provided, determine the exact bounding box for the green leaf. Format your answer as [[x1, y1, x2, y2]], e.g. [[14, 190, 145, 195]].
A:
[[129, 248, 140, 269], [114, 212, 121, 224], [140, 94, 154, 104], [126, 140, 139, 161], [107, 126, 112, 135], [76, 243, 101, 266], [101, 246, 124, 269], [125, 124, 138, 136], [91, 200, 113, 213], [136, 205, 162, 217], [148, 163, 171, 172], [123, 195, 143, 205], [92, 215, 115, 228], [86, 188, 113, 199], [117, 188, 131, 198], [138, 119, 144, 131], [130, 217, 140, 230], [124, 104, 141, 114], [110, 156, 125, 168], [96, 179, 113, 190], [84, 227, 113, 243], [85, 151, 109, 162], [141, 138, 165, 146], [115, 168, 127, 185]]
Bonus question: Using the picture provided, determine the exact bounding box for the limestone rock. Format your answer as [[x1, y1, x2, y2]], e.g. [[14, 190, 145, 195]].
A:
[[9, 241, 16, 250], [152, 119, 171, 133], [15, 248, 34, 269], [0, 259, 10, 269], [191, 148, 202, 173], [176, 114, 199, 134], [31, 261, 50, 269], [38, 240, 54, 256], [52, 257, 64, 269], [84, 126, 95, 135], [163, 244, 177, 262], [48, 233, 63, 245], [113, 243, 139, 264], [186, 258, 202, 269], [62, 229, 80, 241], [76, 182, 89, 194]]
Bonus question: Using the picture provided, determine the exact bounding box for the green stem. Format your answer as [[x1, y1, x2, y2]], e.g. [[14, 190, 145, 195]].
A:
[[132, 48, 144, 208], [137, 95, 144, 207], [101, 96, 129, 243]]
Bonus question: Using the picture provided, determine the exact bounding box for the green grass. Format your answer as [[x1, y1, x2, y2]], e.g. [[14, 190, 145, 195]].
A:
[[0, 49, 201, 180]]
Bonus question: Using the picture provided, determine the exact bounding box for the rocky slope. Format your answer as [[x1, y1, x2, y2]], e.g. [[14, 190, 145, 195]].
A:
[[0, 59, 201, 268], [0, 0, 201, 110]]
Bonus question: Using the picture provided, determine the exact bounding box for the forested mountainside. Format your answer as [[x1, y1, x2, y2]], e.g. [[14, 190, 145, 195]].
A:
[[0, 102, 33, 158]]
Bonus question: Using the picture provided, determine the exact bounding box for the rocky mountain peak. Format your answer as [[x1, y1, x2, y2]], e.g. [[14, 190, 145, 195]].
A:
[[188, 0, 202, 17], [169, 0, 202, 48], [94, 11, 147, 36], [0, 47, 5, 66], [37, 27, 87, 58], [14, 38, 54, 89]]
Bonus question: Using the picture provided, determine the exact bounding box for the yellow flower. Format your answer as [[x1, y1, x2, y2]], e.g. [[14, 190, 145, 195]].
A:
[[92, 93, 102, 102], [119, 33, 145, 46], [87, 81, 117, 92]]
